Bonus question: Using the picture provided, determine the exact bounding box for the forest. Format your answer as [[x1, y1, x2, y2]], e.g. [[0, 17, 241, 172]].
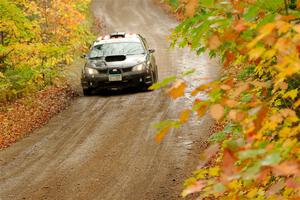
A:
[[157, 0, 300, 198], [0, 0, 93, 102]]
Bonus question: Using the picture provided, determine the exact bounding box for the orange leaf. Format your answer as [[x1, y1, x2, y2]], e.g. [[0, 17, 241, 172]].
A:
[[248, 106, 268, 136], [258, 167, 271, 181], [194, 99, 208, 117], [191, 83, 210, 96], [221, 149, 238, 183], [225, 99, 238, 108], [167, 80, 187, 99], [182, 180, 205, 197], [155, 126, 171, 142], [185, 0, 198, 17], [224, 51, 236, 68], [286, 178, 300, 189], [208, 34, 221, 50], [228, 110, 245, 122], [272, 161, 300, 176], [198, 144, 220, 168], [233, 20, 247, 33], [266, 180, 285, 197], [220, 84, 231, 90], [224, 31, 238, 41], [210, 104, 224, 121], [179, 109, 191, 123], [232, 83, 249, 98]]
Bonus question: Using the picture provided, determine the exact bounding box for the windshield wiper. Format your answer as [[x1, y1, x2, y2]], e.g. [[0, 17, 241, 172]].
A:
[[89, 56, 104, 59], [126, 53, 146, 55]]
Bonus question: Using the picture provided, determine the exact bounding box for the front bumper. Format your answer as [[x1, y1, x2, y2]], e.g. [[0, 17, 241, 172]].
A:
[[81, 70, 152, 89]]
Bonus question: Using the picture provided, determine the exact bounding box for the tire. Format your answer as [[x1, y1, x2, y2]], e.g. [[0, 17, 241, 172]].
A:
[[142, 71, 155, 92], [154, 67, 158, 83], [83, 88, 92, 96]]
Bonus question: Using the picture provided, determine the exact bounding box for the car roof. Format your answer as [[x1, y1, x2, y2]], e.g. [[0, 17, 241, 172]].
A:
[[93, 33, 142, 46], [93, 37, 141, 46]]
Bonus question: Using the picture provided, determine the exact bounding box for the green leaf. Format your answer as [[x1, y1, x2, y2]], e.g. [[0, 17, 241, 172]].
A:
[[213, 183, 226, 193], [244, 6, 260, 21], [261, 153, 282, 166], [180, 68, 196, 77], [209, 131, 227, 143], [149, 76, 177, 90], [200, 0, 215, 8], [241, 93, 253, 103], [243, 162, 262, 180], [238, 149, 266, 160], [241, 29, 255, 41], [257, 13, 276, 28], [153, 119, 176, 129]]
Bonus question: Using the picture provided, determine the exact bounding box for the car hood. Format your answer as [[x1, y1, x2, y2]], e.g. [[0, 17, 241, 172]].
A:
[[88, 54, 147, 68]]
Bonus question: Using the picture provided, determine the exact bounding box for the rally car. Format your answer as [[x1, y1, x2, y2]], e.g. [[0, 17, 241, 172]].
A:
[[81, 32, 158, 95]]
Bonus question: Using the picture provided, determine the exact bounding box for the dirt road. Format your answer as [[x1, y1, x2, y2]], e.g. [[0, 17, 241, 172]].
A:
[[0, 1, 219, 199]]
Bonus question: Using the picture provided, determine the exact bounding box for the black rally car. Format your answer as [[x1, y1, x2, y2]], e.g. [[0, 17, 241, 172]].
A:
[[81, 32, 158, 95]]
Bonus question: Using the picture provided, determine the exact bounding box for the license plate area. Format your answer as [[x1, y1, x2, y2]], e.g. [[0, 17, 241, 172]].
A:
[[108, 74, 122, 81]]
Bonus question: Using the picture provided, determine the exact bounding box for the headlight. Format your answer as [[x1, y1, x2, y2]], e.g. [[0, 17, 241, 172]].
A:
[[132, 63, 146, 71], [85, 67, 98, 75]]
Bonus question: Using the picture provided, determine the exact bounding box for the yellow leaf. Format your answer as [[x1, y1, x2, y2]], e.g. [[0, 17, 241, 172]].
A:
[[283, 89, 298, 100], [247, 188, 259, 198], [0, 72, 5, 78], [276, 20, 292, 34], [279, 127, 291, 138], [167, 80, 187, 99], [208, 166, 220, 177], [248, 23, 276, 48], [294, 99, 300, 108], [263, 49, 276, 59], [228, 180, 242, 190], [294, 25, 300, 33], [248, 47, 265, 60], [210, 104, 224, 121], [179, 109, 191, 123]]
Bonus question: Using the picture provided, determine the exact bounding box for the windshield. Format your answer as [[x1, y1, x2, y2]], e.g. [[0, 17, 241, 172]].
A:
[[89, 42, 145, 58]]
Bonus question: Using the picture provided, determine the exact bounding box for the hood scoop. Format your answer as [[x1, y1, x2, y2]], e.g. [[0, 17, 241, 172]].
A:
[[105, 55, 126, 62]]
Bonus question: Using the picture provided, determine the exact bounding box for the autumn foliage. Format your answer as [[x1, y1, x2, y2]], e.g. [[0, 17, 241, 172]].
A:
[[157, 0, 300, 199], [0, 0, 94, 102]]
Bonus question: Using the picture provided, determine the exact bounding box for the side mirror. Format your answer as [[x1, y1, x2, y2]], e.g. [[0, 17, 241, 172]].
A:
[[81, 54, 87, 59], [149, 49, 155, 54]]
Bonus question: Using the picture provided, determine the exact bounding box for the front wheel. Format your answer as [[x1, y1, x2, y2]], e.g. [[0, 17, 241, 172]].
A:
[[142, 71, 156, 91], [154, 67, 158, 83], [83, 88, 93, 96]]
